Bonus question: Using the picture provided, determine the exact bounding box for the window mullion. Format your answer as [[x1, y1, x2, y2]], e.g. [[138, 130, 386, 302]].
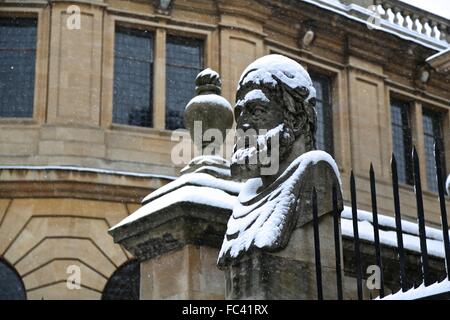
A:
[[153, 28, 166, 130]]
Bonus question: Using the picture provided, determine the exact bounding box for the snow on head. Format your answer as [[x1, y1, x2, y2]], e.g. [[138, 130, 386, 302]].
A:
[[236, 89, 270, 107], [237, 54, 316, 102]]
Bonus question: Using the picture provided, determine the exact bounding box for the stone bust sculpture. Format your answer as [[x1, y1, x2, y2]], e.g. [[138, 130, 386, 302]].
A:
[[218, 54, 342, 267]]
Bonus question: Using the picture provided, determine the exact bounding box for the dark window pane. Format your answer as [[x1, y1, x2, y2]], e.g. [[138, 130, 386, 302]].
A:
[[102, 260, 140, 300], [311, 73, 333, 155], [390, 99, 413, 185], [423, 109, 446, 192], [113, 27, 153, 127], [165, 35, 203, 130], [0, 18, 37, 118], [0, 258, 26, 300]]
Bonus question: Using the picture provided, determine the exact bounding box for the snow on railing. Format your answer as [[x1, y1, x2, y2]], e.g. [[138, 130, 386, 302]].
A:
[[378, 278, 450, 300]]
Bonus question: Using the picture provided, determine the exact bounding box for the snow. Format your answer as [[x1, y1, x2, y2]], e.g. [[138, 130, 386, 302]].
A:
[[426, 48, 450, 62], [341, 207, 448, 258], [197, 67, 219, 79], [183, 155, 230, 168], [219, 150, 340, 261], [110, 185, 236, 230], [341, 207, 447, 242], [231, 124, 285, 165], [0, 165, 176, 180], [446, 174, 450, 195], [191, 165, 231, 177], [142, 172, 242, 204], [378, 278, 450, 300], [185, 94, 232, 112], [237, 54, 316, 103], [180, 155, 232, 177], [236, 89, 270, 107]]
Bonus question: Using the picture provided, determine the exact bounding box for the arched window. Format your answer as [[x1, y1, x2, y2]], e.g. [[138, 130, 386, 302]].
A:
[[0, 258, 26, 300], [102, 260, 140, 300]]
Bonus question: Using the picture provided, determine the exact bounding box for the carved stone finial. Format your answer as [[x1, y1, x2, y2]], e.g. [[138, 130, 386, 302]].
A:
[[195, 67, 221, 95], [184, 68, 233, 154]]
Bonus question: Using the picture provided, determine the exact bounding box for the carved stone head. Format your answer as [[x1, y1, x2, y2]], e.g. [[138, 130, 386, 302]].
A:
[[231, 54, 317, 180]]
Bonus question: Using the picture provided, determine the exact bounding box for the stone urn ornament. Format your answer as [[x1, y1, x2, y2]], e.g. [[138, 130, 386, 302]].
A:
[[184, 68, 233, 154]]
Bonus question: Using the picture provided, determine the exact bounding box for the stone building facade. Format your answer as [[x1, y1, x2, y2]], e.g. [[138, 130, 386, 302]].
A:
[[0, 0, 449, 299]]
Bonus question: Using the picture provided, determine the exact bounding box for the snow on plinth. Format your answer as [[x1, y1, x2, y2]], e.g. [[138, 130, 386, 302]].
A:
[[110, 185, 236, 231], [142, 172, 241, 204]]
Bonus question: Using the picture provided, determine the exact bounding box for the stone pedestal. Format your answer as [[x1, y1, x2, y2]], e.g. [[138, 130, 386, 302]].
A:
[[224, 214, 341, 300], [109, 200, 233, 299], [140, 244, 224, 299], [220, 160, 344, 300]]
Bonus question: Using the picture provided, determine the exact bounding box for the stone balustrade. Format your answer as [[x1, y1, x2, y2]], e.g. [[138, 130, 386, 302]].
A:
[[373, 0, 449, 44], [312, 0, 449, 50]]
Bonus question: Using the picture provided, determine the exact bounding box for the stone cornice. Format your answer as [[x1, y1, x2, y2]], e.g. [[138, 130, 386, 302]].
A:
[[0, 180, 149, 203], [48, 0, 108, 8], [0, 166, 174, 202], [107, 7, 217, 31]]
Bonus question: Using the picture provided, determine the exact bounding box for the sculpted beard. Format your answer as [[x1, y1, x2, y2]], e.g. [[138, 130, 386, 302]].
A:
[[231, 123, 295, 179]]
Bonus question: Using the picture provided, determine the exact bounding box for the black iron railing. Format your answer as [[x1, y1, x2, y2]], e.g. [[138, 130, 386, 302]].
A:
[[311, 141, 449, 300]]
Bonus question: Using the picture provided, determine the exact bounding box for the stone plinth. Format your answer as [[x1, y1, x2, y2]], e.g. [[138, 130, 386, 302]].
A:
[[109, 198, 234, 299], [140, 244, 225, 299], [223, 214, 340, 300]]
